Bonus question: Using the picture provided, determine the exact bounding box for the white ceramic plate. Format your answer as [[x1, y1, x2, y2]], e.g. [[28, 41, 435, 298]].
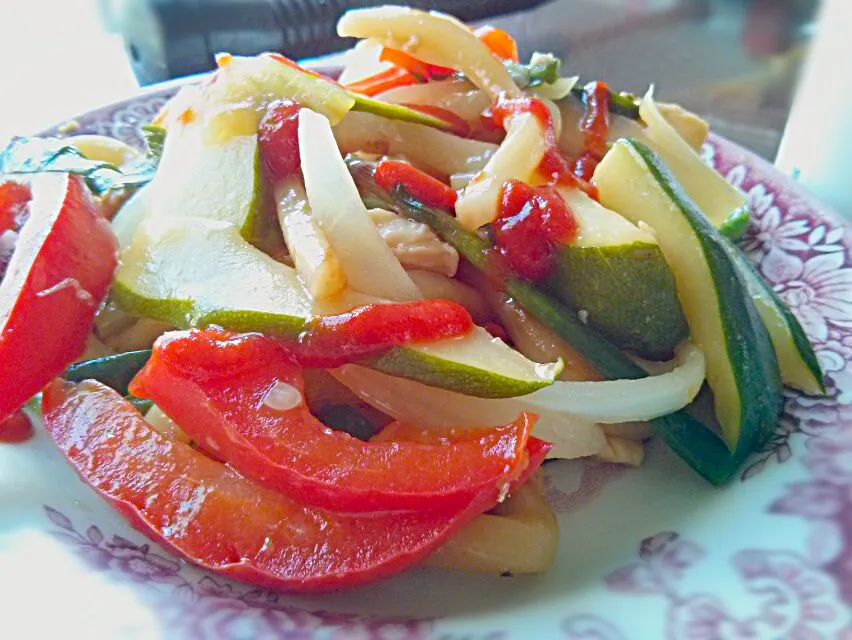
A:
[[1, 86, 850, 639]]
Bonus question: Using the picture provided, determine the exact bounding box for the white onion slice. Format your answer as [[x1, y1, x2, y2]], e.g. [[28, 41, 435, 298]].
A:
[[523, 343, 706, 424], [455, 112, 546, 230], [337, 39, 392, 85], [331, 364, 607, 460], [298, 108, 421, 301]]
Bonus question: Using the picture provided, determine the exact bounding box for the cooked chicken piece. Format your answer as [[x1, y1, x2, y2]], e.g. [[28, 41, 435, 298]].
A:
[[367, 207, 459, 277]]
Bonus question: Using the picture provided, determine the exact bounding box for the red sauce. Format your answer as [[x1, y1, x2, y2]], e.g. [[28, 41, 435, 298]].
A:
[[0, 181, 32, 278], [494, 180, 578, 282], [291, 299, 474, 368], [574, 81, 611, 182], [0, 411, 34, 443], [492, 97, 597, 198], [258, 99, 303, 183], [375, 159, 458, 210]]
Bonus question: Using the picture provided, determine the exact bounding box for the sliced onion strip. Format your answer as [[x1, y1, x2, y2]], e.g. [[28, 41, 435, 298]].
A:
[[523, 343, 706, 424]]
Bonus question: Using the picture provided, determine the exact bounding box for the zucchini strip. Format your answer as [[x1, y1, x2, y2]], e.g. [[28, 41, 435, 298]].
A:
[[65, 350, 152, 396], [594, 139, 782, 455]]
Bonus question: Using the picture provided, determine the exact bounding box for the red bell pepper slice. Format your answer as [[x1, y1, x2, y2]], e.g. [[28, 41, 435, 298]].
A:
[[0, 180, 32, 279], [373, 421, 551, 471], [376, 159, 459, 210], [129, 328, 538, 513], [0, 174, 117, 422], [292, 299, 474, 368], [476, 26, 520, 63], [42, 379, 546, 592], [258, 99, 303, 183], [379, 47, 456, 80], [345, 67, 419, 97], [0, 181, 31, 235]]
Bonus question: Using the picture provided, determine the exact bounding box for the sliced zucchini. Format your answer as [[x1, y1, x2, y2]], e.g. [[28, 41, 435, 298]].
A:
[[208, 54, 355, 125], [548, 187, 687, 359], [639, 92, 750, 236], [210, 54, 463, 132], [732, 248, 824, 394], [114, 217, 561, 398], [594, 138, 782, 454], [148, 123, 280, 252]]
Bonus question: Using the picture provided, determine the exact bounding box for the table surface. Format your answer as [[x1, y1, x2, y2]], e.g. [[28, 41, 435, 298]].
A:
[[0, 0, 818, 162]]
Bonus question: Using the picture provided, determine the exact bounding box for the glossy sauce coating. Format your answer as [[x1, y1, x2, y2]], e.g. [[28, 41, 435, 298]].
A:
[[495, 180, 579, 282], [574, 81, 612, 182]]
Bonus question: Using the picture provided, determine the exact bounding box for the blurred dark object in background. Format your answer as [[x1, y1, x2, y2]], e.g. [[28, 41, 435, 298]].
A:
[[111, 0, 820, 158], [114, 0, 549, 85]]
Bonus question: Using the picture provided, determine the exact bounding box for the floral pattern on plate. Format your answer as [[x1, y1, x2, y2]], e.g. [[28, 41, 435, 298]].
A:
[[18, 87, 851, 639]]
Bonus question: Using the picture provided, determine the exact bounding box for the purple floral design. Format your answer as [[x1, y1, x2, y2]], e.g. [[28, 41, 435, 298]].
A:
[[44, 506, 432, 639], [598, 532, 849, 639], [561, 615, 629, 640], [772, 425, 852, 606], [44, 89, 173, 148]]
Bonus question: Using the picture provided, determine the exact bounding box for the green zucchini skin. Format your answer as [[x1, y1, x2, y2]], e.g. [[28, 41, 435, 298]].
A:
[[729, 243, 824, 394], [65, 350, 152, 396], [616, 139, 783, 456], [548, 242, 688, 360]]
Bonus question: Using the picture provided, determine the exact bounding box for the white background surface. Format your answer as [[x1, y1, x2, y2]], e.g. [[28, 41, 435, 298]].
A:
[[0, 1, 138, 143]]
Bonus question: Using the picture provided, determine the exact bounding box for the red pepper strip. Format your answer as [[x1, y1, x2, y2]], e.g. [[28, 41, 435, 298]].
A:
[[0, 181, 31, 235], [374, 421, 549, 459], [376, 159, 459, 211], [574, 81, 612, 182], [43, 380, 546, 592], [0, 174, 117, 422], [379, 47, 456, 80], [128, 328, 538, 514], [0, 181, 32, 277], [373, 422, 551, 492], [492, 96, 598, 199], [0, 410, 34, 443], [345, 67, 418, 97], [258, 99, 302, 183], [297, 299, 473, 368], [476, 26, 520, 62]]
